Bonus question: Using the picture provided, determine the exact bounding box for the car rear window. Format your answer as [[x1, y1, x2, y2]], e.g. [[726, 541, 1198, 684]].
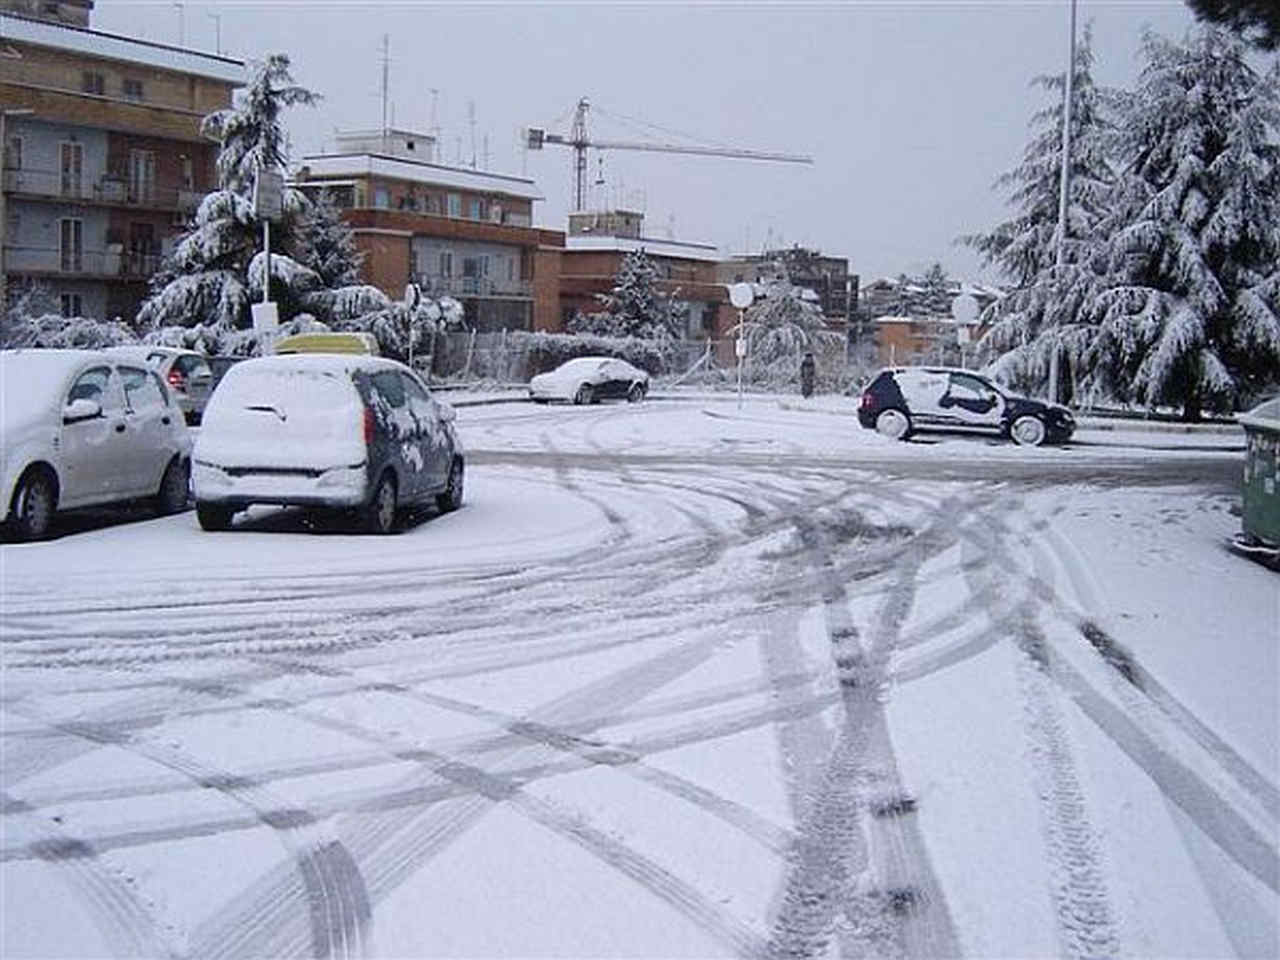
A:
[[208, 365, 356, 418]]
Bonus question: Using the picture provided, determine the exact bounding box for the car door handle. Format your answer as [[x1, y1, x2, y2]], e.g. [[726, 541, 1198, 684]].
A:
[[114, 422, 126, 433], [161, 415, 171, 425]]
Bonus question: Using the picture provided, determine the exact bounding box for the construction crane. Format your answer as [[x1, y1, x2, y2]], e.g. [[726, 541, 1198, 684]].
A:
[[526, 98, 813, 211]]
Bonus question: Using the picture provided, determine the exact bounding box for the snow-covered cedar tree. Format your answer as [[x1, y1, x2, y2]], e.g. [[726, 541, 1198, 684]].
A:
[[136, 54, 319, 332], [1187, 0, 1280, 50], [734, 268, 841, 385], [964, 25, 1119, 399], [2, 279, 57, 346], [1093, 27, 1280, 418], [292, 187, 364, 288], [589, 249, 684, 340]]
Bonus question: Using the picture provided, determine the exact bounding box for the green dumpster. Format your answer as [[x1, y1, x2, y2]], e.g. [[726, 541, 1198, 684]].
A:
[[1233, 397, 1280, 564]]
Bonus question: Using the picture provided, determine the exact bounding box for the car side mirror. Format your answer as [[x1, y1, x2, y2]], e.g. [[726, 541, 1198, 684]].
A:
[[63, 398, 103, 423], [437, 403, 456, 424]]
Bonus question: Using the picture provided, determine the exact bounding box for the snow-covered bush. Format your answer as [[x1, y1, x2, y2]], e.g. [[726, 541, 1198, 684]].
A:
[[4, 314, 138, 350], [732, 270, 841, 387], [574, 249, 686, 341]]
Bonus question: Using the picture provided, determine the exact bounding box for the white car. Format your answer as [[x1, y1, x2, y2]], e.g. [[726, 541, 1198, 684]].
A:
[[1, 349, 193, 541], [192, 353, 464, 534], [107, 345, 214, 425], [528, 356, 651, 405]]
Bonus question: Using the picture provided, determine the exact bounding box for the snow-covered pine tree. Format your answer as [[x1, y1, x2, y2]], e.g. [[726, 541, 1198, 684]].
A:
[[737, 267, 840, 385], [963, 26, 1117, 396], [1094, 27, 1280, 418], [921, 263, 953, 315], [137, 55, 318, 332], [293, 187, 364, 288], [591, 249, 683, 340]]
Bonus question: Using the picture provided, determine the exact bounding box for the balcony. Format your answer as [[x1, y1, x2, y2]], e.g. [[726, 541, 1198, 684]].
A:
[[413, 273, 532, 299], [5, 245, 160, 280], [3, 168, 204, 213]]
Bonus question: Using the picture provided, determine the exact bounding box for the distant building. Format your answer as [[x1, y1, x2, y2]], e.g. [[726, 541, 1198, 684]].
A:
[[560, 209, 730, 337], [0, 4, 243, 320], [293, 129, 565, 332], [717, 247, 857, 326], [861, 274, 1004, 368]]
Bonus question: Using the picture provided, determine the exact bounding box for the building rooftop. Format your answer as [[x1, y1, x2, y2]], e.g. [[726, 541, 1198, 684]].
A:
[[298, 152, 544, 202], [1, 11, 244, 83], [565, 234, 721, 263]]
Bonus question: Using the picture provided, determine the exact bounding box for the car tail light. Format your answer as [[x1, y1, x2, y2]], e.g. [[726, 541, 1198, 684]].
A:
[[167, 368, 186, 390], [363, 406, 375, 445]]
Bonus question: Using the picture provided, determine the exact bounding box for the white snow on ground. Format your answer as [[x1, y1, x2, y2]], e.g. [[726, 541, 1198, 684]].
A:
[[1, 395, 1274, 959]]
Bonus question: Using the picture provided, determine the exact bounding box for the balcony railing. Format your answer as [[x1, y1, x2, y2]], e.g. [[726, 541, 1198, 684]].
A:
[[4, 245, 160, 279], [413, 273, 532, 299], [3, 168, 204, 212]]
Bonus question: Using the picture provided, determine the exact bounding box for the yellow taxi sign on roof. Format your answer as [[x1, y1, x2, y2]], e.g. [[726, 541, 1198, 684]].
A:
[[274, 332, 380, 356]]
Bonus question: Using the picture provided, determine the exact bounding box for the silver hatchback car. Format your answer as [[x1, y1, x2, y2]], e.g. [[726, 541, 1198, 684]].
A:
[[2, 349, 193, 541]]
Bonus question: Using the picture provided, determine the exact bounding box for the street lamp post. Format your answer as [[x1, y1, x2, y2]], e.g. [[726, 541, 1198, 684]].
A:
[[1050, 0, 1078, 405], [0, 108, 35, 319]]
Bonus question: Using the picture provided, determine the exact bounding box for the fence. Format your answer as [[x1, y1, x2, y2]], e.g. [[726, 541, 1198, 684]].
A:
[[421, 331, 877, 393]]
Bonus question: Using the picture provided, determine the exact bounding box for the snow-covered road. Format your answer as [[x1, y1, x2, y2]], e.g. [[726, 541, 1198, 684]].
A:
[[1, 398, 1275, 959]]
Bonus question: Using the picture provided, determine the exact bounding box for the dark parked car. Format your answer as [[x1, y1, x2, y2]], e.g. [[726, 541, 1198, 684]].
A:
[[857, 367, 1075, 446], [192, 353, 463, 533]]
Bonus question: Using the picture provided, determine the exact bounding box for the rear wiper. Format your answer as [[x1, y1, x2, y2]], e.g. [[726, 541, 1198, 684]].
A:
[[245, 404, 287, 421]]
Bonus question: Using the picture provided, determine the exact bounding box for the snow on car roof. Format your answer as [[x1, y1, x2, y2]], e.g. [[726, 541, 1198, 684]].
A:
[[229, 352, 404, 376]]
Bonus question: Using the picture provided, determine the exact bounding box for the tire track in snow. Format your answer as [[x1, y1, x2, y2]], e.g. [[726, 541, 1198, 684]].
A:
[[765, 508, 960, 960], [4, 702, 373, 960], [0, 790, 178, 958]]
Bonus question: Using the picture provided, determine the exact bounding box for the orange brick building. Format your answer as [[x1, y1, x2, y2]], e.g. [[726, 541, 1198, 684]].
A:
[[294, 130, 565, 332]]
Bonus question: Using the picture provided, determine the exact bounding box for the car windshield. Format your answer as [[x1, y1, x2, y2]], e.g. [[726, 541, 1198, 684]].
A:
[[1, 352, 80, 424]]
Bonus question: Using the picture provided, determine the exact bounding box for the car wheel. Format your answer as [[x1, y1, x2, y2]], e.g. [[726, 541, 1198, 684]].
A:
[[875, 408, 912, 440], [10, 470, 56, 541], [362, 472, 398, 534], [437, 457, 464, 513], [627, 382, 646, 403], [574, 383, 593, 405], [196, 501, 234, 531], [1010, 414, 1048, 447], [155, 458, 190, 516]]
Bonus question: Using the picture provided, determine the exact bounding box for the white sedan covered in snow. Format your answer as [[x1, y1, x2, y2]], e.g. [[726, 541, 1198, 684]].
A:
[[528, 356, 651, 405], [1, 348, 192, 540]]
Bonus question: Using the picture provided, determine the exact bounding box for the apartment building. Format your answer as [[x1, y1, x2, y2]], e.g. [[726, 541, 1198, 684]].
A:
[[1, 3, 243, 320], [561, 209, 730, 337], [293, 130, 565, 332]]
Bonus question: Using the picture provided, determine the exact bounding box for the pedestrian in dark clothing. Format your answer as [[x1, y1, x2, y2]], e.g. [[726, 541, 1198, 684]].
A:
[[800, 351, 816, 398]]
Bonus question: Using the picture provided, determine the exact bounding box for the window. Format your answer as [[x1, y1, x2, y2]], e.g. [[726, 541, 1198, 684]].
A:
[[374, 186, 390, 209], [3, 135, 20, 170], [468, 197, 483, 220], [447, 193, 461, 218], [59, 219, 83, 272], [120, 365, 164, 412], [81, 71, 105, 95], [60, 293, 83, 318], [59, 142, 83, 197], [123, 78, 144, 101], [439, 251, 452, 277], [129, 149, 155, 204], [180, 155, 194, 191], [6, 211, 17, 244], [67, 366, 110, 404], [371, 370, 405, 408]]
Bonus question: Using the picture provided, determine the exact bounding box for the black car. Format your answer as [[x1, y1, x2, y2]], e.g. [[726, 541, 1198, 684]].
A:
[[857, 367, 1074, 446]]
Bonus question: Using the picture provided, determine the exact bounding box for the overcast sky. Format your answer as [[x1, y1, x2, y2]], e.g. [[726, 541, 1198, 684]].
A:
[[94, 1, 1200, 282]]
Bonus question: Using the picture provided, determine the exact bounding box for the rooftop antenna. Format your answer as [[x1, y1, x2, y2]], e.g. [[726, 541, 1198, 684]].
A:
[[380, 34, 390, 151], [206, 11, 221, 54], [468, 100, 477, 169], [429, 88, 440, 158], [173, 2, 185, 45], [483, 133, 489, 171]]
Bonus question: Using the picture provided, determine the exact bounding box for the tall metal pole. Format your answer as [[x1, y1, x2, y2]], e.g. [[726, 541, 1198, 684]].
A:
[[570, 98, 589, 211], [1050, 0, 1078, 405], [380, 34, 390, 151]]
